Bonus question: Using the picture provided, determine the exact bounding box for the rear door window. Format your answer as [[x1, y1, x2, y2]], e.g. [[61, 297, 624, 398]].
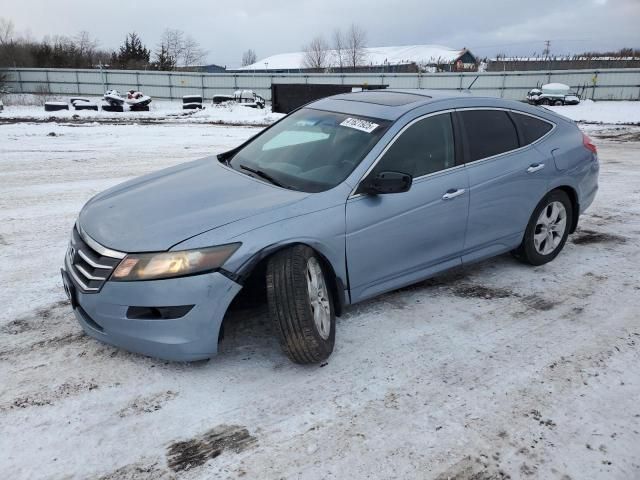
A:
[[459, 110, 519, 162], [511, 112, 553, 145]]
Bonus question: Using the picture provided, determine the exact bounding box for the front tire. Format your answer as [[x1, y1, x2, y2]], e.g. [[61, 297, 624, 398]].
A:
[[266, 245, 335, 363], [513, 190, 573, 266]]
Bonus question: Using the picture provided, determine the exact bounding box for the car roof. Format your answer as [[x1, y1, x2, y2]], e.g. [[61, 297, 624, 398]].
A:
[[308, 89, 472, 121], [308, 88, 567, 124]]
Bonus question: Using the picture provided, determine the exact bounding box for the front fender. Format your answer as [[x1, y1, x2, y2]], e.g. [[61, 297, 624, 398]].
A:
[[174, 201, 349, 304], [228, 203, 347, 282]]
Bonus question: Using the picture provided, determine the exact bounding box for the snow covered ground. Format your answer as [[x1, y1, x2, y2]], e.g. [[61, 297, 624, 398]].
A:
[[546, 100, 640, 125], [1, 117, 640, 479], [0, 95, 283, 125]]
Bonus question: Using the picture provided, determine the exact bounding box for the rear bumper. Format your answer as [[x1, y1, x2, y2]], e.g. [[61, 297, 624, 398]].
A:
[[65, 269, 242, 361]]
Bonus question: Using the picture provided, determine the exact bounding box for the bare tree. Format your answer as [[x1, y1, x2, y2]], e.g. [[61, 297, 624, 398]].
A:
[[74, 31, 98, 57], [181, 35, 207, 67], [302, 36, 330, 71], [73, 30, 100, 66], [159, 28, 185, 65], [0, 17, 14, 46], [345, 23, 367, 69], [332, 28, 346, 72], [0, 17, 17, 67], [241, 48, 257, 67], [158, 28, 206, 68]]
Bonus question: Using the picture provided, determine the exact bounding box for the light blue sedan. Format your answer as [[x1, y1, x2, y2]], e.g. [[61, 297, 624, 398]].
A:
[[62, 90, 599, 363]]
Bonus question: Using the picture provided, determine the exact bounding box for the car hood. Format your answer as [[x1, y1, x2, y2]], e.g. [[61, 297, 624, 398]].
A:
[[78, 157, 308, 253]]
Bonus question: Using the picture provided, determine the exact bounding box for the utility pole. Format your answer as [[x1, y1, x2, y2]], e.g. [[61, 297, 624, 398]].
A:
[[543, 40, 551, 71]]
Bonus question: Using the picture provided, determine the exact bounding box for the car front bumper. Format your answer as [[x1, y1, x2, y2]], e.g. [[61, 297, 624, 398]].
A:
[[62, 265, 242, 362]]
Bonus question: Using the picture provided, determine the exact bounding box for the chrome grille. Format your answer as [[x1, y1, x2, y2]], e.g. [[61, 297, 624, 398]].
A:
[[65, 226, 125, 293]]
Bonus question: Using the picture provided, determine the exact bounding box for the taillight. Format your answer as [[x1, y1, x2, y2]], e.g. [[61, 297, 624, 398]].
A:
[[583, 133, 597, 154]]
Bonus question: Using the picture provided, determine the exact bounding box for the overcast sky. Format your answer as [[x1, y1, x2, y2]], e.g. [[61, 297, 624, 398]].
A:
[[3, 0, 639, 67]]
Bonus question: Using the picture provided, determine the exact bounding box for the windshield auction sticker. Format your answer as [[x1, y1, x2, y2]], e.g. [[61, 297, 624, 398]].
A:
[[340, 117, 379, 133]]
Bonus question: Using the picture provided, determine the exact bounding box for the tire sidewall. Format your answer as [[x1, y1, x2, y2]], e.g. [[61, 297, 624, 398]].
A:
[[522, 191, 573, 266], [266, 245, 336, 363]]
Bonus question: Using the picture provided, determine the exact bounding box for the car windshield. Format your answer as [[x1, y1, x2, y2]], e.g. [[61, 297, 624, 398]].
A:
[[228, 108, 391, 192]]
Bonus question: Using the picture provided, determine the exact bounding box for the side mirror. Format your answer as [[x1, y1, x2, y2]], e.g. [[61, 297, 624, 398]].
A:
[[358, 171, 413, 195]]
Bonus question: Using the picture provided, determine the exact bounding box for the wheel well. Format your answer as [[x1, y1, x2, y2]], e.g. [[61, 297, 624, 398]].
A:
[[239, 243, 345, 316], [553, 186, 579, 233]]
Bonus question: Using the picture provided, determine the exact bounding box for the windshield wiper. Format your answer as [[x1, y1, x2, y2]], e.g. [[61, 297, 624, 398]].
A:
[[239, 164, 290, 189]]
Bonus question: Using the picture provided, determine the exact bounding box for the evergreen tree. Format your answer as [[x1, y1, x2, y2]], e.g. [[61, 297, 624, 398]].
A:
[[153, 43, 176, 71], [115, 32, 150, 69]]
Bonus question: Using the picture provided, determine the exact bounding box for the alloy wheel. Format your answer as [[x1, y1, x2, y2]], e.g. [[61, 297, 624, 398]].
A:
[[534, 201, 567, 255], [306, 257, 331, 340]]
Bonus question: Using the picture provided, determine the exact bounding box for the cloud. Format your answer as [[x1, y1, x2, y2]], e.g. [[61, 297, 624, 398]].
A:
[[1, 0, 637, 67]]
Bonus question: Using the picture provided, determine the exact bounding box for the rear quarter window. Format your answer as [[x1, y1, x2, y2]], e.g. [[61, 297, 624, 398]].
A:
[[511, 112, 553, 145], [459, 110, 519, 162]]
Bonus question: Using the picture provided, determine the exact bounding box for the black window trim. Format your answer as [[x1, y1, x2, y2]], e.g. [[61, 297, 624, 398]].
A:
[[455, 107, 556, 166], [349, 109, 463, 199]]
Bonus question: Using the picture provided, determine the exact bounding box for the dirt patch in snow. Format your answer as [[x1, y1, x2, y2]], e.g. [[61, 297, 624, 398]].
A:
[[97, 461, 175, 480], [449, 283, 558, 311], [0, 331, 88, 361], [0, 299, 93, 360], [118, 391, 178, 418], [571, 229, 627, 246], [1, 299, 70, 335], [29, 331, 86, 349], [451, 284, 515, 300], [166, 424, 257, 472], [3, 380, 98, 410], [434, 454, 511, 480], [521, 295, 558, 311], [589, 129, 640, 142]]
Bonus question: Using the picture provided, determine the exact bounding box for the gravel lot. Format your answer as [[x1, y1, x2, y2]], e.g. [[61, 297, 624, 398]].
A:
[[1, 120, 639, 479]]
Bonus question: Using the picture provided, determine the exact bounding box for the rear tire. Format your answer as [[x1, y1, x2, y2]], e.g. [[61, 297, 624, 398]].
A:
[[512, 190, 573, 266], [266, 245, 335, 364], [553, 99, 564, 106]]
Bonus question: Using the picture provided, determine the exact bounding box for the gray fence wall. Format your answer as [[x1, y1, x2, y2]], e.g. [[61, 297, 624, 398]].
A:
[[2, 67, 639, 102]]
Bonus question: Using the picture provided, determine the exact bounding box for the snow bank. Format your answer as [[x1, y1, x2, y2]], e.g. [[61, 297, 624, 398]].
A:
[[545, 99, 640, 125]]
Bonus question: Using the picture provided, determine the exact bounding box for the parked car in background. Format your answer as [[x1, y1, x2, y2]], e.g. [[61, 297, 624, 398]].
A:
[[527, 83, 581, 106], [213, 89, 265, 109], [62, 90, 599, 364]]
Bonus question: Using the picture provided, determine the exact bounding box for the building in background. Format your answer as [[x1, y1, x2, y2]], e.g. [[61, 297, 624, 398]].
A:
[[178, 64, 227, 73], [487, 56, 640, 71], [230, 45, 477, 73]]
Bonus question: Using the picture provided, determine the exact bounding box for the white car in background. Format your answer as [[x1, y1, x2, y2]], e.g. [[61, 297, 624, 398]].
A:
[[527, 83, 580, 106]]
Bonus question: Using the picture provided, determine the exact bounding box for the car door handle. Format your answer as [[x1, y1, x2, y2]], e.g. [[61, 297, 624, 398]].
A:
[[442, 188, 466, 200], [527, 163, 545, 173]]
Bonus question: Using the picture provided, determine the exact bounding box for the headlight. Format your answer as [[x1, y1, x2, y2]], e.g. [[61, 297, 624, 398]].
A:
[[111, 243, 241, 281]]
